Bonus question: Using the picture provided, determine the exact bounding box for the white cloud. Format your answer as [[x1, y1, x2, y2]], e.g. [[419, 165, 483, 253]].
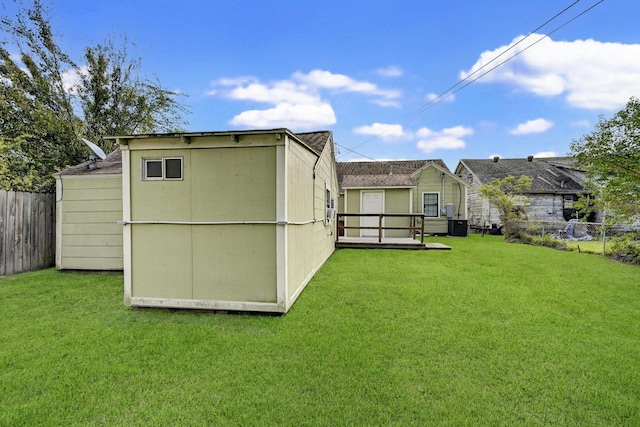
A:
[[462, 34, 640, 110], [353, 123, 407, 141], [533, 151, 557, 158], [377, 66, 404, 77], [510, 118, 554, 135], [293, 69, 401, 99], [61, 66, 88, 94], [230, 102, 336, 130], [426, 92, 455, 103], [372, 99, 402, 108], [209, 69, 402, 129], [416, 126, 473, 154], [214, 76, 256, 86], [228, 81, 319, 105]]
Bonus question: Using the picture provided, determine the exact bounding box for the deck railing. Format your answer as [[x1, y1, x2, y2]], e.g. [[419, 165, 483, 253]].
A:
[[337, 213, 426, 243]]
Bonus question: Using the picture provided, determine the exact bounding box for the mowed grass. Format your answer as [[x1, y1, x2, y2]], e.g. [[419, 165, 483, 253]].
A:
[[564, 239, 609, 254], [1, 235, 639, 426]]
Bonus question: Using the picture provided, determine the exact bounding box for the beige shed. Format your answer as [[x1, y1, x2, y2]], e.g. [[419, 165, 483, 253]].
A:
[[54, 150, 124, 270], [113, 129, 337, 313]]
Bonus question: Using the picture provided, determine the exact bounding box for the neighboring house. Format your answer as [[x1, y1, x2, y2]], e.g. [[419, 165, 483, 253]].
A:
[[337, 160, 468, 236], [108, 129, 338, 313], [455, 156, 598, 230], [54, 149, 124, 270]]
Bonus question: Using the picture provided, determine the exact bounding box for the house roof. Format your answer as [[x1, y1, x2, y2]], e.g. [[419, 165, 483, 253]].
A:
[[57, 129, 332, 177], [456, 157, 588, 193], [342, 174, 416, 189], [336, 160, 449, 191]]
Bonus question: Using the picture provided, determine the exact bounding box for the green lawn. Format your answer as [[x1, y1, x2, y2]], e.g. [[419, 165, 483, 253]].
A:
[[564, 239, 609, 255], [1, 235, 639, 426]]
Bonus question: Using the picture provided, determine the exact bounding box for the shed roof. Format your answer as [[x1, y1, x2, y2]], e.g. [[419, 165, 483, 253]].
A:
[[57, 129, 332, 177], [457, 157, 587, 193], [295, 131, 332, 155], [55, 149, 122, 177]]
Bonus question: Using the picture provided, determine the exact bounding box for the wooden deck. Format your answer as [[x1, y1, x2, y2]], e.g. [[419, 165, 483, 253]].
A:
[[335, 237, 451, 250]]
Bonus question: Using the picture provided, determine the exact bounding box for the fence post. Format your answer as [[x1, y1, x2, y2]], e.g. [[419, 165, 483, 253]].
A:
[[602, 224, 606, 256]]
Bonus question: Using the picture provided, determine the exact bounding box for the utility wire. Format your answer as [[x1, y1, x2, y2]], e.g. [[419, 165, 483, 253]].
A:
[[415, 0, 587, 116], [337, 0, 605, 162]]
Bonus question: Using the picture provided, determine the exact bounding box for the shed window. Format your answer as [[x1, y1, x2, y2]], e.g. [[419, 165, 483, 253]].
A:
[[164, 158, 183, 180], [142, 157, 183, 180], [423, 193, 439, 218], [144, 160, 163, 180]]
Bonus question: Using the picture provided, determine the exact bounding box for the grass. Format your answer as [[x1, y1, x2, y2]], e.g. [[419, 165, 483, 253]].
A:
[[1, 234, 639, 426], [564, 239, 609, 255]]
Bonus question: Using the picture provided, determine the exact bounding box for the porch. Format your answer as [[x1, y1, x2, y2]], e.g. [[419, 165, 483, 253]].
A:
[[335, 213, 451, 250]]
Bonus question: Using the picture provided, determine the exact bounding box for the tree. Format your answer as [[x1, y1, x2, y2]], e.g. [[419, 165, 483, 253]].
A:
[[570, 97, 640, 224], [478, 175, 532, 235], [78, 40, 189, 154], [0, 0, 188, 192]]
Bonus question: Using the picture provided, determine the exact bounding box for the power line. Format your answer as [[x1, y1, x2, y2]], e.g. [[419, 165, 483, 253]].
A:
[[415, 0, 587, 116], [337, 0, 605, 161]]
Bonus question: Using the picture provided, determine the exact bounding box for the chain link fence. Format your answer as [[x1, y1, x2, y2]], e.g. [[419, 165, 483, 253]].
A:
[[507, 219, 639, 255]]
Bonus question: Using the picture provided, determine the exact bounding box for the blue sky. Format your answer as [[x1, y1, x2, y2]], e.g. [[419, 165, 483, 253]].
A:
[[5, 0, 639, 170]]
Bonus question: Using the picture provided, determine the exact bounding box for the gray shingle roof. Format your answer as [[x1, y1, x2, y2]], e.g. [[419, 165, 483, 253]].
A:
[[56, 149, 122, 176], [336, 160, 448, 191], [458, 157, 587, 192], [295, 131, 332, 155], [342, 174, 416, 188]]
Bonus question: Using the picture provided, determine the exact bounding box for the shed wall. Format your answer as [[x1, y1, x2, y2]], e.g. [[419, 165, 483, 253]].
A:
[[127, 143, 278, 305], [285, 137, 337, 303], [56, 175, 123, 270]]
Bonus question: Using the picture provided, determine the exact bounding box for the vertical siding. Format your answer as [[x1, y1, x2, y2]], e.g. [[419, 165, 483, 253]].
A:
[[384, 188, 411, 237], [57, 175, 123, 270], [345, 189, 361, 237], [457, 165, 497, 228], [286, 137, 337, 303], [128, 143, 279, 304], [312, 139, 338, 269], [286, 141, 317, 300]]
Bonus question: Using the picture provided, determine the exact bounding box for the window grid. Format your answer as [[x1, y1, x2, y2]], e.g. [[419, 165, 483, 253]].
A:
[[142, 157, 183, 181], [423, 193, 439, 218]]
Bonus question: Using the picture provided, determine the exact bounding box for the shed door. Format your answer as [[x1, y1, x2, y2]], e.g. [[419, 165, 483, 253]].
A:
[[361, 191, 384, 237]]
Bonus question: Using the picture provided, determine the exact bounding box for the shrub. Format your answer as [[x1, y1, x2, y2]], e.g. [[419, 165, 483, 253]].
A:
[[609, 237, 640, 265], [531, 234, 567, 250], [506, 231, 566, 250]]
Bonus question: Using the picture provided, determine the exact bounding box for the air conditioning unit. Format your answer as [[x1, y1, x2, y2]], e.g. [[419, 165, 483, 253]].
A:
[[326, 208, 336, 220]]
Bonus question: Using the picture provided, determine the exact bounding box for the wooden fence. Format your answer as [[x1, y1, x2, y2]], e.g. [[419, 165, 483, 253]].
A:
[[0, 190, 55, 276]]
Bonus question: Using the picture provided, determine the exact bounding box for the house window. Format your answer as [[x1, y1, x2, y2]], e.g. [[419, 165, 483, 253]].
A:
[[325, 186, 335, 220], [142, 157, 183, 180], [423, 193, 439, 218]]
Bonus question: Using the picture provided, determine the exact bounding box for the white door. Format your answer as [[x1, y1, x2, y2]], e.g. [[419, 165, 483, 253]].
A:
[[361, 191, 384, 237]]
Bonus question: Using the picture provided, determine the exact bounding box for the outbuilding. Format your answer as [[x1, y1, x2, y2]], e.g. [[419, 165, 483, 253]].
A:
[[112, 129, 337, 313], [54, 150, 124, 270]]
